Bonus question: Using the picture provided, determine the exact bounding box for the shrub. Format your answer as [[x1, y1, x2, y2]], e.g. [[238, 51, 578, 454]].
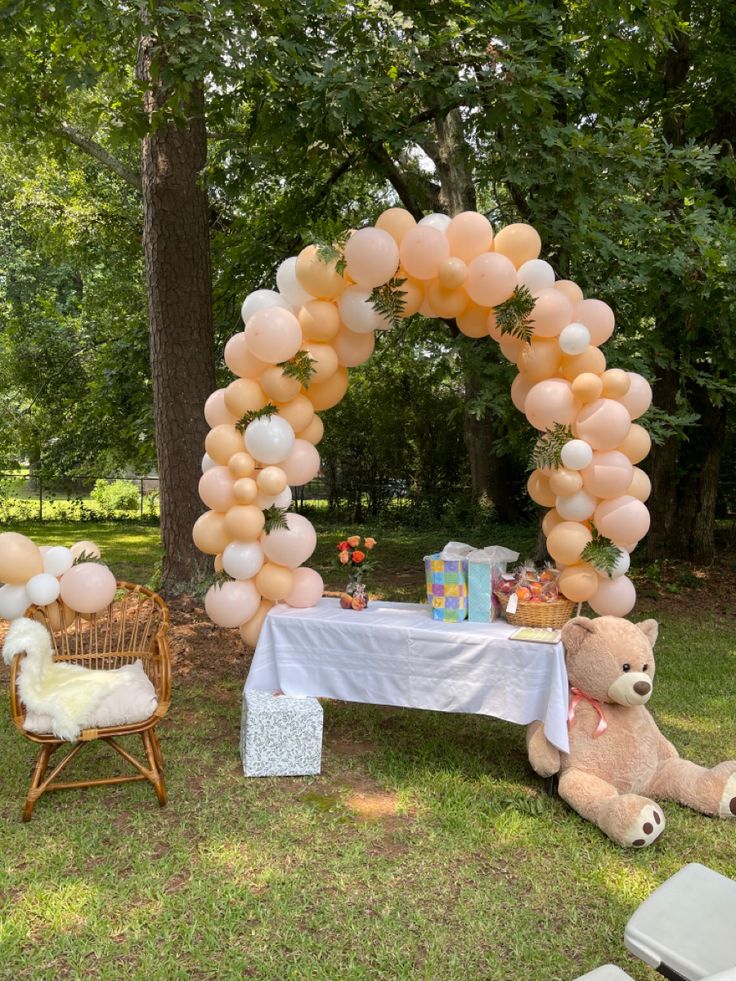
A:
[[90, 478, 140, 514]]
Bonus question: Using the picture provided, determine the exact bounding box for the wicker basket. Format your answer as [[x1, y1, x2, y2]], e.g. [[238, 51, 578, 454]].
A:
[[494, 591, 575, 628]]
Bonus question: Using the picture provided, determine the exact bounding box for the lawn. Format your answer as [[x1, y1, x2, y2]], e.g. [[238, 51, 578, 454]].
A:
[[1, 521, 735, 979]]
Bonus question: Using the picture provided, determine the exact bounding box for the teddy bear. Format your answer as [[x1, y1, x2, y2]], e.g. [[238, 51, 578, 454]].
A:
[[526, 615, 736, 847]]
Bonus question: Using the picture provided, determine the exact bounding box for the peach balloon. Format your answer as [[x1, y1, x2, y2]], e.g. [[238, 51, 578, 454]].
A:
[[397, 273, 425, 318], [399, 226, 450, 280], [239, 599, 274, 647], [199, 467, 236, 512], [59, 563, 117, 615], [205, 579, 261, 629], [224, 332, 268, 379], [548, 468, 584, 497], [493, 223, 542, 267], [260, 366, 302, 403], [594, 495, 650, 543], [524, 378, 579, 431], [224, 378, 268, 419], [499, 334, 524, 362], [511, 372, 534, 412], [571, 372, 604, 403], [332, 324, 375, 367], [456, 303, 491, 338], [427, 282, 469, 319], [527, 470, 557, 508], [574, 298, 615, 346], [305, 366, 348, 411], [561, 346, 607, 381], [281, 439, 321, 486], [465, 252, 517, 307], [516, 337, 562, 382], [376, 207, 416, 245], [257, 466, 288, 497], [204, 389, 237, 428], [617, 423, 651, 464], [575, 398, 631, 451], [295, 244, 346, 299], [228, 451, 256, 479], [256, 562, 294, 602], [445, 211, 494, 263], [438, 257, 468, 288], [299, 299, 341, 341], [555, 280, 584, 304], [581, 451, 634, 499], [284, 567, 324, 608], [224, 504, 265, 541], [528, 288, 573, 338], [628, 467, 651, 502], [542, 509, 564, 537], [302, 341, 338, 384], [0, 532, 43, 585], [601, 368, 631, 399], [619, 373, 653, 419], [245, 307, 302, 363], [276, 394, 314, 433], [298, 414, 325, 445], [205, 425, 245, 466], [262, 512, 317, 568], [233, 477, 258, 504], [192, 511, 231, 555], [588, 575, 636, 617], [40, 599, 76, 632], [558, 563, 599, 603], [343, 227, 400, 288], [546, 521, 593, 565]]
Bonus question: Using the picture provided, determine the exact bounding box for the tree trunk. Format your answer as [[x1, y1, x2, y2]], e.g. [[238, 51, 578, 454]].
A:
[[645, 366, 679, 560], [138, 36, 215, 592]]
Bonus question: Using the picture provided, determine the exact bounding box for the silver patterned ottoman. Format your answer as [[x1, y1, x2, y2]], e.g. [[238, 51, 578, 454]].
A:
[[240, 689, 323, 777]]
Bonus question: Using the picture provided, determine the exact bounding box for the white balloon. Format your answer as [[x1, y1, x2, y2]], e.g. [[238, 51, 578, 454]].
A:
[[338, 285, 391, 333], [43, 545, 73, 577], [241, 289, 292, 326], [245, 416, 295, 465], [560, 439, 594, 471], [559, 322, 591, 356], [202, 453, 217, 474], [0, 583, 30, 620], [556, 489, 597, 521], [596, 549, 631, 579], [418, 213, 451, 231], [276, 256, 311, 308], [26, 573, 62, 606], [222, 540, 265, 580], [272, 486, 293, 510], [517, 259, 555, 294], [262, 513, 317, 568]]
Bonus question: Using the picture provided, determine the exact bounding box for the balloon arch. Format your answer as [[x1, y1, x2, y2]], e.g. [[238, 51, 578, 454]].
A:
[[194, 209, 653, 645]]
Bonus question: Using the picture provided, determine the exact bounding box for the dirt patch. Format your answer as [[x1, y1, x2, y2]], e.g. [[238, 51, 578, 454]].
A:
[[344, 790, 399, 821]]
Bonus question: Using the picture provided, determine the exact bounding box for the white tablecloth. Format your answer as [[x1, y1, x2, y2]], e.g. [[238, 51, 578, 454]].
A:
[[245, 598, 570, 752]]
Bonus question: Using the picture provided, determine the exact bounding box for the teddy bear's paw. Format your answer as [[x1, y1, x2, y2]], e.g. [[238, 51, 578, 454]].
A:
[[718, 772, 736, 818], [622, 801, 665, 848]]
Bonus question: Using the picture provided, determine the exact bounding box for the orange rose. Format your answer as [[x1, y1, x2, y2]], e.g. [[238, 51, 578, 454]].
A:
[[347, 535, 361, 547], [339, 551, 350, 565], [364, 537, 376, 550], [352, 550, 365, 564]]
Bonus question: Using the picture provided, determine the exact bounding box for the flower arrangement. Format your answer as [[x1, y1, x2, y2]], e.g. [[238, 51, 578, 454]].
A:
[[336, 534, 377, 610]]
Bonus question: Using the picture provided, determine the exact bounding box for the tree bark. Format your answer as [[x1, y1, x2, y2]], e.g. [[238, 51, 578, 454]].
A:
[[138, 34, 215, 591], [645, 366, 679, 560]]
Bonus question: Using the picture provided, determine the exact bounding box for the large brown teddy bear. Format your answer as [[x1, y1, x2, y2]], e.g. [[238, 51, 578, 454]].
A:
[[527, 615, 736, 847]]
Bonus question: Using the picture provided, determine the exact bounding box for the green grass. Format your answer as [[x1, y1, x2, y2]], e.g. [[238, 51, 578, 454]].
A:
[[1, 521, 735, 978]]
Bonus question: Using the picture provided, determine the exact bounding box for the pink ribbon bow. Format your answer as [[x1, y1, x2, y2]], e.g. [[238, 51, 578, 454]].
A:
[[568, 687, 608, 738]]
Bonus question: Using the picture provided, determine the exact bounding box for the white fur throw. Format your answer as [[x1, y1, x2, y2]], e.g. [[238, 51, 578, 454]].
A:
[[3, 617, 158, 743]]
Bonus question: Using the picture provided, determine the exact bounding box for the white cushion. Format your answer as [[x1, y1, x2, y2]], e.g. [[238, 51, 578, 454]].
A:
[[23, 660, 158, 735]]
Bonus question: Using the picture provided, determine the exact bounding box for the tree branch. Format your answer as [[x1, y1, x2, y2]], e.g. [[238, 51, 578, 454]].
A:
[[56, 122, 142, 192]]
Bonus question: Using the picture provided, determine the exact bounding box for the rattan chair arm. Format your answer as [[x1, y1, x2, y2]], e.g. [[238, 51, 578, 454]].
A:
[[9, 652, 27, 728]]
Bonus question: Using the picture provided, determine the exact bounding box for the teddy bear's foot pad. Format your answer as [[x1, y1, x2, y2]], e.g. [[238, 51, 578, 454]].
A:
[[623, 802, 665, 848], [718, 772, 736, 818]]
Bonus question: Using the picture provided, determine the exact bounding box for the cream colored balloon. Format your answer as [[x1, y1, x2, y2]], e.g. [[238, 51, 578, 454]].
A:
[[276, 394, 315, 433], [295, 244, 347, 299], [223, 378, 268, 420], [332, 324, 375, 367], [305, 366, 349, 411], [628, 466, 651, 502], [554, 280, 584, 304], [228, 451, 256, 479], [617, 423, 651, 464], [548, 468, 584, 497], [493, 223, 542, 267], [427, 282, 469, 319], [260, 366, 302, 403], [542, 509, 564, 537], [224, 505, 265, 541], [527, 470, 557, 508], [456, 303, 491, 338], [192, 511, 231, 556], [298, 414, 325, 445], [233, 477, 259, 504], [255, 562, 294, 601], [238, 599, 275, 647], [299, 299, 341, 341], [571, 372, 604, 403], [560, 346, 607, 381], [516, 337, 562, 382], [303, 341, 339, 384], [375, 207, 417, 245], [601, 368, 631, 399], [205, 425, 245, 466], [257, 466, 288, 496]]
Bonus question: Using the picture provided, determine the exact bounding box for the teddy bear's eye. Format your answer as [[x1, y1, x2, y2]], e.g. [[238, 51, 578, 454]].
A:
[[622, 663, 631, 672], [643, 663, 648, 671]]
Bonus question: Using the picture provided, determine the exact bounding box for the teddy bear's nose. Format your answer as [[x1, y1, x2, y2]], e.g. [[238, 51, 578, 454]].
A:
[[634, 681, 651, 696]]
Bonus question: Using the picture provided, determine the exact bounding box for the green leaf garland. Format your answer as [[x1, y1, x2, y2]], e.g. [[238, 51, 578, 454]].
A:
[[236, 403, 278, 433], [530, 424, 574, 471], [581, 531, 624, 577], [494, 285, 536, 342], [278, 349, 316, 387], [263, 505, 290, 534], [369, 277, 407, 329]]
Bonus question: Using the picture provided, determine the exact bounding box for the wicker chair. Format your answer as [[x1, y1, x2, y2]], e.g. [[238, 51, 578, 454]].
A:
[[8, 582, 171, 822]]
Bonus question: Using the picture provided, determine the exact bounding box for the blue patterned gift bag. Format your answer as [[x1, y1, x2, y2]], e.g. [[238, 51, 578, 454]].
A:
[[424, 553, 468, 622]]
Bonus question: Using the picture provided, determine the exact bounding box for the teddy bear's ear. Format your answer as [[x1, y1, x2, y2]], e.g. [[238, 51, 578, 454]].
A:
[[561, 616, 596, 655], [636, 619, 659, 648]]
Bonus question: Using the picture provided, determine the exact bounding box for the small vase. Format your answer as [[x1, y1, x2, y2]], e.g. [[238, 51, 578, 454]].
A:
[[345, 573, 368, 609]]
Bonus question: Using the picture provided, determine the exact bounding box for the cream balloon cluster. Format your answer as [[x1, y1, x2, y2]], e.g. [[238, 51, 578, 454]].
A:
[[0, 532, 117, 624], [195, 206, 652, 636]]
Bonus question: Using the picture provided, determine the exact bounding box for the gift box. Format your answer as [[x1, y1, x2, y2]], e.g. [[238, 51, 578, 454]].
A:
[[240, 689, 323, 777], [467, 546, 519, 623], [424, 552, 469, 622]]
